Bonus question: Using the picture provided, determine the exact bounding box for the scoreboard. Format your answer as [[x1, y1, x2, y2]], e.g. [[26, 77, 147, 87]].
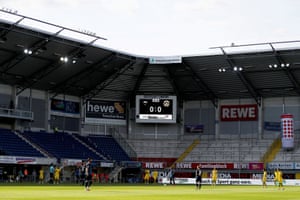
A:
[[135, 95, 177, 123]]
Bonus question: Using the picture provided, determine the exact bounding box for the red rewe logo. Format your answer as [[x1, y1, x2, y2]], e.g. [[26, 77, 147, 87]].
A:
[[220, 104, 258, 121]]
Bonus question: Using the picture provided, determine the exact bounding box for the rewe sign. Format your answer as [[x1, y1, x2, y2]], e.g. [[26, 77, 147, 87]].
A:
[[221, 104, 258, 121]]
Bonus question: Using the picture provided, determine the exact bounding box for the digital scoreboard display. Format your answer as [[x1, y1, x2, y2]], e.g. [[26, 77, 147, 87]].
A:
[[135, 95, 177, 123]]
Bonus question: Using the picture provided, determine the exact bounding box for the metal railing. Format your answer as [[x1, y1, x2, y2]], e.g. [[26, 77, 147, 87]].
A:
[[111, 130, 137, 160], [0, 107, 33, 121]]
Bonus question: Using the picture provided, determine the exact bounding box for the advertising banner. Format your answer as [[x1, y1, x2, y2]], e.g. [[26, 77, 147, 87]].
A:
[[85, 100, 126, 124], [267, 162, 294, 170], [195, 163, 234, 169], [160, 178, 300, 186], [294, 162, 300, 170], [185, 124, 204, 133], [143, 162, 166, 169], [0, 156, 55, 165], [220, 104, 258, 121], [264, 121, 281, 131], [51, 99, 80, 114], [281, 114, 294, 149], [249, 162, 264, 170], [143, 162, 239, 169]]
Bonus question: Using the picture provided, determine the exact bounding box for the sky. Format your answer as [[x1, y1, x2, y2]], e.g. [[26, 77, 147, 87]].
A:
[[0, 0, 300, 56]]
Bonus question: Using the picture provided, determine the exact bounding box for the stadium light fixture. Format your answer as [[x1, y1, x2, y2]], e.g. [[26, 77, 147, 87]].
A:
[[219, 66, 243, 72], [23, 48, 32, 55], [269, 63, 290, 69], [218, 68, 226, 72], [281, 63, 290, 68], [60, 56, 68, 63], [233, 66, 243, 71]]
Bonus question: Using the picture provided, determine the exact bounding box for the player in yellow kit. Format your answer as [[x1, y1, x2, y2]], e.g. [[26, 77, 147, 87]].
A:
[[39, 167, 44, 184], [54, 165, 60, 184], [277, 168, 284, 190], [262, 168, 267, 188], [144, 169, 150, 184], [54, 165, 63, 184], [152, 170, 158, 183], [211, 167, 218, 187], [273, 168, 278, 186]]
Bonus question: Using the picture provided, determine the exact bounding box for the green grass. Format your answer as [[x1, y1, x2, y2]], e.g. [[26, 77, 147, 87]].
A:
[[0, 184, 298, 200]]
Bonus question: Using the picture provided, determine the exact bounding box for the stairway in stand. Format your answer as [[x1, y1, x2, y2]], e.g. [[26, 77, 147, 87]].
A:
[[169, 138, 200, 168], [261, 136, 282, 165]]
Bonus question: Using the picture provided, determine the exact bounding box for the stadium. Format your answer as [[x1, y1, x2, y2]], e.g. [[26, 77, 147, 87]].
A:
[[0, 7, 299, 200]]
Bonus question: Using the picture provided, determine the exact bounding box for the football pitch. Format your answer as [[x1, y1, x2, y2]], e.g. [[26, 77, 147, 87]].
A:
[[0, 184, 298, 200]]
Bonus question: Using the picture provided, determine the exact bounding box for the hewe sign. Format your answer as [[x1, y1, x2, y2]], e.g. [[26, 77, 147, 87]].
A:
[[220, 104, 258, 121]]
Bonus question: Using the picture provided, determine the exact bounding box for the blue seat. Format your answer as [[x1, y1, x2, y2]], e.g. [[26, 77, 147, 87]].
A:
[[0, 128, 44, 157], [83, 135, 131, 162], [22, 131, 101, 160]]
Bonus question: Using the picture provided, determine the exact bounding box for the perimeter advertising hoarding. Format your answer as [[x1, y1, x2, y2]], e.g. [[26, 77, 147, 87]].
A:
[[142, 162, 235, 169], [142, 162, 263, 170], [143, 162, 166, 169], [266, 162, 300, 170], [160, 178, 300, 186], [248, 163, 264, 170], [0, 156, 55, 165], [267, 162, 295, 170], [85, 100, 126, 124]]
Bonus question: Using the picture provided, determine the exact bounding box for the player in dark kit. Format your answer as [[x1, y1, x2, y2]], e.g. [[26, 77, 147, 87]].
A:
[[168, 168, 175, 185], [80, 160, 86, 185], [195, 165, 202, 190], [84, 158, 93, 191]]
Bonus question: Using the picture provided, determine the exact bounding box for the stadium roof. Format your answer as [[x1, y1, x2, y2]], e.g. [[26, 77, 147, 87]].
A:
[[1, 10, 300, 106]]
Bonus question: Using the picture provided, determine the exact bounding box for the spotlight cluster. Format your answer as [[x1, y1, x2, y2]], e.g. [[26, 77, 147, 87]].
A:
[[233, 66, 243, 71], [23, 48, 32, 55], [60, 56, 69, 63], [218, 68, 226, 72], [268, 63, 290, 69], [218, 66, 243, 72]]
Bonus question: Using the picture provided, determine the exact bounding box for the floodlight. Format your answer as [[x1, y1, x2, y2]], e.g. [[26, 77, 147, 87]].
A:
[[24, 49, 32, 55], [60, 56, 68, 63]]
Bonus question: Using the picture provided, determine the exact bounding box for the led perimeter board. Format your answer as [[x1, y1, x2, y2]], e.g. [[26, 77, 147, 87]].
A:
[[135, 95, 177, 123]]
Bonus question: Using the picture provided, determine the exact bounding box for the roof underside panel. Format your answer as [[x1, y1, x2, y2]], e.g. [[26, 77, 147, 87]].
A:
[[137, 64, 175, 94], [246, 71, 293, 89], [1, 17, 300, 102]]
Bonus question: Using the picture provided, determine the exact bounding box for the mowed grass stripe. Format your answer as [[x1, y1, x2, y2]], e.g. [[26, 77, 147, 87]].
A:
[[0, 184, 298, 200]]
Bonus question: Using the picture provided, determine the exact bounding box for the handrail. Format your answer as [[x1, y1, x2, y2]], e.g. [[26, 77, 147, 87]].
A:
[[111, 129, 137, 159], [0, 107, 33, 121]]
